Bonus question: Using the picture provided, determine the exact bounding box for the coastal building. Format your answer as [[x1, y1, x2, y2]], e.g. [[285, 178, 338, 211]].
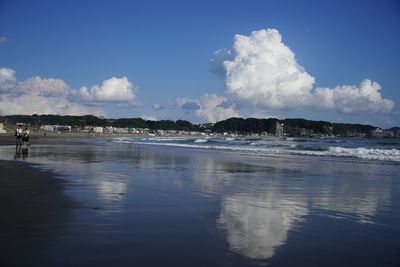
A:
[[40, 125, 72, 133], [370, 128, 394, 138], [284, 127, 314, 137], [104, 126, 114, 133], [56, 125, 72, 133], [0, 123, 6, 133], [94, 127, 103, 133], [40, 125, 55, 132], [113, 127, 129, 134], [344, 131, 366, 137]]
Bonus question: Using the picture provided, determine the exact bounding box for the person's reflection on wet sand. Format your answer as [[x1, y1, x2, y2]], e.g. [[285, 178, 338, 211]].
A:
[[14, 149, 28, 160], [14, 150, 21, 160], [21, 148, 28, 160]]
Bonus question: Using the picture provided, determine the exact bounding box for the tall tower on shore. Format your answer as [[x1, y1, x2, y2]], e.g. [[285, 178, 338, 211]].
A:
[[275, 122, 284, 137]]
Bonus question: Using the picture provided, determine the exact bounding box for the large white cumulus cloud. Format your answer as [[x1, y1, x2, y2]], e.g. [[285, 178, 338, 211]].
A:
[[1, 70, 71, 98], [0, 67, 142, 116], [0, 93, 95, 115], [314, 79, 395, 113], [79, 77, 136, 103], [220, 28, 394, 114], [225, 29, 315, 109], [0, 68, 116, 115], [18, 77, 71, 97]]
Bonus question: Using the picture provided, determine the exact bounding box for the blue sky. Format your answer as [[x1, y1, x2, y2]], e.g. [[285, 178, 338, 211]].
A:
[[0, 0, 399, 127]]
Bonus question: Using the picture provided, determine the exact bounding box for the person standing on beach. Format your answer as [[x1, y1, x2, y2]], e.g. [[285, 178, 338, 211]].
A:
[[15, 125, 22, 150], [22, 127, 30, 148]]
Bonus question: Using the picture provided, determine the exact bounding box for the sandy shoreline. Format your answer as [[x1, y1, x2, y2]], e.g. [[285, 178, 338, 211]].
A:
[[0, 133, 209, 147], [0, 132, 166, 146], [0, 159, 77, 266], [0, 133, 90, 146]]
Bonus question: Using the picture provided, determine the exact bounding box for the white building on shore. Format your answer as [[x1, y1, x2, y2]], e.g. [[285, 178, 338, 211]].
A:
[[94, 127, 103, 133], [0, 123, 6, 133], [40, 125, 72, 133]]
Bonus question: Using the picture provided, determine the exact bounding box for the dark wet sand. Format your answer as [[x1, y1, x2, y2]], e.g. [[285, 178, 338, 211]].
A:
[[0, 160, 76, 266]]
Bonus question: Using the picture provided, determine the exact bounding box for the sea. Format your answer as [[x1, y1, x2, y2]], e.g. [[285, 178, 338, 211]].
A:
[[1, 135, 399, 266]]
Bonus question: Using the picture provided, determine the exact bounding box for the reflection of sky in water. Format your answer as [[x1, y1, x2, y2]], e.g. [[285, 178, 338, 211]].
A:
[[315, 184, 391, 223], [190, 154, 398, 260], [218, 192, 308, 259], [192, 156, 234, 194], [0, 141, 399, 266]]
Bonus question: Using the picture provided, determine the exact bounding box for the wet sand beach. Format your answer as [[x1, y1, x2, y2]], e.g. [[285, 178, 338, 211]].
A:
[[0, 136, 399, 266], [0, 160, 76, 266]]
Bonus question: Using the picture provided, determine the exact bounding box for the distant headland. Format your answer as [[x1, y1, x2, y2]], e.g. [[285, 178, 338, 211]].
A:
[[0, 114, 399, 138]]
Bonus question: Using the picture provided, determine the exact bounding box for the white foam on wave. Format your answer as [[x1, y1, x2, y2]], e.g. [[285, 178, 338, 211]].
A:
[[329, 147, 400, 161], [112, 140, 132, 144], [194, 139, 208, 143], [282, 146, 400, 162], [132, 141, 400, 162], [141, 137, 190, 142], [112, 137, 133, 143]]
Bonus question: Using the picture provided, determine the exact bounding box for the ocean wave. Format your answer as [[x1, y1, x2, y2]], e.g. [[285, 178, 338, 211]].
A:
[[112, 137, 133, 143], [293, 145, 328, 151], [194, 139, 208, 143], [329, 147, 400, 161], [327, 139, 346, 143], [377, 141, 400, 146], [289, 146, 400, 161], [132, 141, 400, 162], [250, 140, 298, 148], [141, 137, 190, 142]]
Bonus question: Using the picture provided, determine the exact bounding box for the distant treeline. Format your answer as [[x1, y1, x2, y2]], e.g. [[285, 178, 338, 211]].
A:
[[212, 117, 376, 135], [1, 115, 200, 131], [1, 114, 382, 135]]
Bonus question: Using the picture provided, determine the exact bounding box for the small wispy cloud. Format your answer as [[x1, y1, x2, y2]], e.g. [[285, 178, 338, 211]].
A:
[[176, 97, 201, 110], [141, 114, 157, 121], [176, 94, 239, 122], [152, 103, 164, 110], [0, 36, 8, 43]]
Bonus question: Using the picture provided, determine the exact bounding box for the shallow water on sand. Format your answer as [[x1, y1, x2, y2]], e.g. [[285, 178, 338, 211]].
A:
[[1, 138, 399, 266]]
